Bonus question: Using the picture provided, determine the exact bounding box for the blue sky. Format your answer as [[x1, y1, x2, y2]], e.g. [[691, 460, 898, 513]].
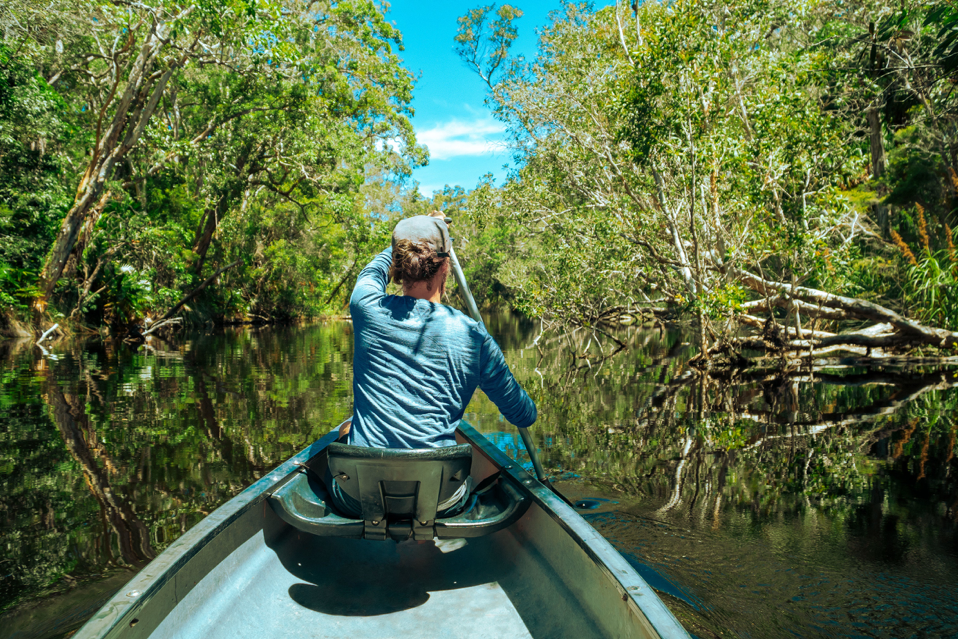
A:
[[384, 1, 612, 196]]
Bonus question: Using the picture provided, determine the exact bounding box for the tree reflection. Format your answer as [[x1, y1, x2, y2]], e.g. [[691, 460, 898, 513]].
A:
[[0, 324, 355, 624], [515, 326, 958, 574], [44, 382, 155, 567]]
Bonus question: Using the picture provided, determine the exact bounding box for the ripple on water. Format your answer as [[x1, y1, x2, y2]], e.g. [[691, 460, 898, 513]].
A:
[[581, 498, 958, 639]]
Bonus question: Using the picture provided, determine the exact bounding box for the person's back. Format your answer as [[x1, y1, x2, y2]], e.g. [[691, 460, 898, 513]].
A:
[[347, 214, 536, 450]]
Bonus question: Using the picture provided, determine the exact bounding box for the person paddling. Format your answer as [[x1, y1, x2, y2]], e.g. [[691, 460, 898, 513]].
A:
[[329, 212, 537, 517]]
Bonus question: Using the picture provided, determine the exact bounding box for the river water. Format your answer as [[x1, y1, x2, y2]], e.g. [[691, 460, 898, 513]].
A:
[[1, 315, 956, 638]]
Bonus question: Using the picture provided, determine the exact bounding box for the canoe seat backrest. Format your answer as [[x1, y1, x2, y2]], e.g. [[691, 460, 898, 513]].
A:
[[327, 443, 472, 540]]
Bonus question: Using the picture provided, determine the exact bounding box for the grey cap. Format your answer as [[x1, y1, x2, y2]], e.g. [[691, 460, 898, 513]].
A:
[[392, 215, 451, 257]]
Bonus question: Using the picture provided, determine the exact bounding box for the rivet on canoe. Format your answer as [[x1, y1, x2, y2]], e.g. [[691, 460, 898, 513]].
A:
[[126, 590, 140, 597]]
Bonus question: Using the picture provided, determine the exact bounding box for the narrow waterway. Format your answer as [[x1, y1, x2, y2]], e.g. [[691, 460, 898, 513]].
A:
[[1, 316, 956, 638]]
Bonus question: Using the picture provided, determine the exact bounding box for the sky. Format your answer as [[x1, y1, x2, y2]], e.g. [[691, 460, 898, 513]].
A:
[[383, 1, 612, 196]]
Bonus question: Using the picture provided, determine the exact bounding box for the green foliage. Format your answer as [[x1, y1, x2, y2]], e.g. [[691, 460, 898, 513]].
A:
[[901, 251, 958, 330], [453, 0, 867, 328], [0, 45, 74, 311], [447, 0, 958, 334], [454, 4, 525, 86], [0, 0, 425, 325], [883, 126, 950, 208]]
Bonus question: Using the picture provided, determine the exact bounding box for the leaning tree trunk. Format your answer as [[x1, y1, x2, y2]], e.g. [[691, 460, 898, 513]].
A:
[[191, 145, 257, 276], [866, 106, 886, 179], [38, 23, 190, 308]]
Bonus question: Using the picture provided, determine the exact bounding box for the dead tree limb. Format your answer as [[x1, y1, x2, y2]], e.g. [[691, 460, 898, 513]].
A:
[[141, 317, 182, 337], [736, 313, 835, 338], [740, 298, 848, 321], [158, 259, 241, 322], [731, 267, 958, 349]]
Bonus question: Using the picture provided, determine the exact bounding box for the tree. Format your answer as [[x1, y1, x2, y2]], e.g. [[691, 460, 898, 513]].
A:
[[455, 0, 958, 362], [0, 44, 72, 311], [2, 0, 425, 323], [456, 2, 855, 320]]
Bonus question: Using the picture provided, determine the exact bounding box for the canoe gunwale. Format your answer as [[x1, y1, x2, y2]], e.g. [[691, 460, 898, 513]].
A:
[[76, 421, 690, 639], [455, 422, 690, 639], [74, 427, 344, 639]]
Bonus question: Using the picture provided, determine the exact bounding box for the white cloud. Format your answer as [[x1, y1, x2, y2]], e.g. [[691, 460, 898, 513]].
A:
[[417, 118, 506, 160], [417, 183, 446, 196], [376, 137, 401, 154]]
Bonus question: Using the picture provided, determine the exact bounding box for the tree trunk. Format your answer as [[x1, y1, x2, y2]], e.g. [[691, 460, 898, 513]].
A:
[[324, 258, 359, 306], [866, 106, 885, 179], [191, 146, 255, 276], [192, 203, 219, 277], [652, 168, 696, 296], [38, 25, 188, 308], [158, 259, 242, 321]]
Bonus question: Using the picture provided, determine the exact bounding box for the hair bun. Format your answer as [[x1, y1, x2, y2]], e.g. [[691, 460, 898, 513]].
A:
[[389, 239, 448, 289]]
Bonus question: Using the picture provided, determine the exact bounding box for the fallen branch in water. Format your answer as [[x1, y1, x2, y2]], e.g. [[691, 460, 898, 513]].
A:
[[740, 297, 849, 321], [36, 323, 60, 346], [142, 317, 182, 337], [697, 266, 958, 366], [731, 267, 958, 349]]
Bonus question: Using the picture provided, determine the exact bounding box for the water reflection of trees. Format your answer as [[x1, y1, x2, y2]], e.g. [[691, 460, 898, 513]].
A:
[[518, 326, 958, 565], [3, 319, 957, 633], [45, 381, 155, 567], [0, 325, 355, 620]]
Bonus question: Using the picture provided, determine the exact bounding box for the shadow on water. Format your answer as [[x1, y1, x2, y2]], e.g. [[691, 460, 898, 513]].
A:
[[0, 316, 956, 638], [621, 552, 705, 613]]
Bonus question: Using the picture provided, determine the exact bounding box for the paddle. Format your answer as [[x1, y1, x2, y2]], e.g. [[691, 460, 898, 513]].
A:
[[442, 217, 575, 507]]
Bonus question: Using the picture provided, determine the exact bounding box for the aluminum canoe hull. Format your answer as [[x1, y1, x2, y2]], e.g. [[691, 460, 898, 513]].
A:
[[75, 422, 690, 639]]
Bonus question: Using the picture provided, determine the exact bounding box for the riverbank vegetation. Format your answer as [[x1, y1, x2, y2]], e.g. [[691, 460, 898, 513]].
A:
[[0, 0, 426, 334], [450, 0, 958, 366]]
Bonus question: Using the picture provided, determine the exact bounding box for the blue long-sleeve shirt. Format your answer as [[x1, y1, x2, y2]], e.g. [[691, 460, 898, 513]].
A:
[[348, 247, 537, 448]]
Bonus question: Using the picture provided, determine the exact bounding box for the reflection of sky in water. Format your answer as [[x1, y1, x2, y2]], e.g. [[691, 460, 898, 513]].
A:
[[474, 430, 534, 473], [1, 317, 957, 639]]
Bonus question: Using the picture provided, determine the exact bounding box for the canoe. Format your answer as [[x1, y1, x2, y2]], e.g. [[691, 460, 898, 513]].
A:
[[75, 421, 690, 639]]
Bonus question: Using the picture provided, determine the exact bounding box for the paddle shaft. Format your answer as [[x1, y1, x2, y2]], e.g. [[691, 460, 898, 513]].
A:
[[447, 245, 550, 485]]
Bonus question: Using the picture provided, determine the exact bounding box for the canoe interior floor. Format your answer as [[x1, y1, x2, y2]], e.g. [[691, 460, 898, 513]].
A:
[[150, 519, 601, 639]]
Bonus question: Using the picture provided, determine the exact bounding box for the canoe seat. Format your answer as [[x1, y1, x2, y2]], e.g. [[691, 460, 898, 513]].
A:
[[327, 442, 473, 540], [268, 443, 529, 541]]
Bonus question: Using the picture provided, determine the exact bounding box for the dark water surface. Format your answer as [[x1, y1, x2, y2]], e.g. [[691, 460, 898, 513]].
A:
[[1, 316, 957, 638]]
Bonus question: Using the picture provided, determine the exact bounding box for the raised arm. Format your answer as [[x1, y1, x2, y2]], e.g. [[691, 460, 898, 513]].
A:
[[349, 247, 393, 309]]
